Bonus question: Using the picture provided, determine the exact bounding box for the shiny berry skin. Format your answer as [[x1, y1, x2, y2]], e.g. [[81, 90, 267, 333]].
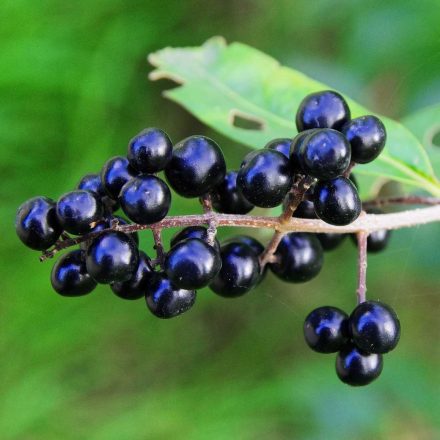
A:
[[15, 196, 62, 250], [127, 127, 173, 173], [211, 170, 254, 214], [86, 231, 138, 284], [110, 216, 139, 246], [265, 138, 292, 158], [51, 250, 97, 296], [270, 233, 323, 283], [210, 242, 260, 298], [304, 306, 349, 353], [290, 129, 316, 171], [101, 156, 138, 199], [111, 251, 154, 300], [237, 150, 292, 208], [317, 233, 346, 251], [299, 129, 351, 179], [228, 235, 264, 256], [296, 90, 350, 132], [336, 345, 383, 386], [165, 136, 226, 198], [165, 238, 222, 289], [77, 173, 106, 197], [170, 226, 220, 253], [119, 175, 171, 225], [367, 229, 391, 253], [350, 301, 400, 354], [313, 177, 361, 226], [145, 273, 196, 319], [343, 115, 386, 164], [56, 190, 103, 235], [293, 200, 316, 219]]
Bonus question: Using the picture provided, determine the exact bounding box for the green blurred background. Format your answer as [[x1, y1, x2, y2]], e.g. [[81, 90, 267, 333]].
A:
[[1, 0, 439, 438]]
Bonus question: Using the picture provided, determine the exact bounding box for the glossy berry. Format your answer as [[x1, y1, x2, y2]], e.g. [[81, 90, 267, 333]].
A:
[[350, 301, 400, 354], [51, 250, 97, 296], [293, 200, 316, 219], [317, 233, 346, 251], [211, 170, 254, 215], [299, 129, 351, 179], [265, 138, 292, 158], [270, 233, 323, 283], [145, 273, 196, 319], [101, 156, 138, 199], [290, 129, 316, 172], [336, 345, 383, 386], [304, 306, 349, 353], [165, 135, 226, 198], [296, 90, 350, 132], [127, 127, 173, 173], [228, 235, 265, 257], [77, 173, 106, 197], [86, 231, 138, 284], [313, 177, 361, 226], [56, 190, 103, 235], [15, 196, 62, 250], [110, 216, 139, 246], [237, 150, 292, 208], [111, 251, 154, 300], [343, 115, 386, 164], [210, 242, 260, 297], [165, 238, 222, 289], [170, 226, 220, 253], [119, 174, 171, 225], [353, 209, 391, 253]]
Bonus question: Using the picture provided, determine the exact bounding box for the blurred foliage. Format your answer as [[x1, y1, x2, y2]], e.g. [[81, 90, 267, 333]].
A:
[[1, 0, 439, 439]]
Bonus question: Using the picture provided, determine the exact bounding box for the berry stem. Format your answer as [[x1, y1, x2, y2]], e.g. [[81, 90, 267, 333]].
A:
[[152, 228, 165, 268], [343, 161, 356, 179], [356, 228, 368, 304], [39, 204, 440, 262], [200, 193, 218, 246]]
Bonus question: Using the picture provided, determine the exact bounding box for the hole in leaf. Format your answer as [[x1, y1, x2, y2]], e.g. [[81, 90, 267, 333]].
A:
[[230, 110, 265, 131], [431, 130, 440, 148]]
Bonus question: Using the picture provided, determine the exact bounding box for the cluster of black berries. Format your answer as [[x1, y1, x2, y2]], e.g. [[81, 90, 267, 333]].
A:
[[15, 89, 397, 385], [304, 301, 400, 386]]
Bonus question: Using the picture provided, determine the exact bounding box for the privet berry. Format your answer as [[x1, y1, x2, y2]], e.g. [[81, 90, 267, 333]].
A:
[[15, 196, 62, 250], [265, 138, 292, 158], [164, 238, 222, 289], [170, 226, 220, 252], [238, 149, 292, 208], [165, 135, 226, 198], [101, 156, 138, 200]]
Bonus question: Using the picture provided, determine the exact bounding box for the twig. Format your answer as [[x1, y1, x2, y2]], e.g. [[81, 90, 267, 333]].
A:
[[363, 196, 440, 208], [343, 161, 356, 179], [152, 228, 165, 268], [39, 205, 440, 262], [200, 193, 218, 246], [356, 229, 368, 304]]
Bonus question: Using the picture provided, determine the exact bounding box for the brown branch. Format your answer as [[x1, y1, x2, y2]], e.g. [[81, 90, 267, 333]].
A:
[[343, 161, 356, 179], [39, 205, 440, 262], [152, 228, 165, 268], [356, 228, 368, 304], [363, 196, 440, 208]]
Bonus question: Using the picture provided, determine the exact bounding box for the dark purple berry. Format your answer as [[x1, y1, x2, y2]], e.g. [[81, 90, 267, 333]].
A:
[[296, 90, 350, 132], [127, 127, 173, 173], [15, 196, 62, 250], [265, 138, 292, 158], [101, 156, 138, 199], [170, 226, 220, 253], [77, 173, 106, 198]]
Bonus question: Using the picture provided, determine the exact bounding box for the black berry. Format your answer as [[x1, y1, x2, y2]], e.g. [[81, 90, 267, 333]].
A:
[[111, 251, 154, 300], [56, 190, 103, 235], [265, 138, 292, 158], [211, 170, 254, 214], [119, 174, 171, 225], [127, 127, 173, 173], [86, 231, 138, 284], [210, 242, 260, 297], [350, 300, 400, 354], [299, 129, 351, 179], [343, 115, 386, 164], [313, 177, 361, 226], [145, 273, 196, 319], [165, 238, 222, 289], [237, 150, 292, 208], [290, 129, 316, 172], [227, 235, 264, 257], [101, 156, 138, 200], [304, 306, 349, 353], [15, 196, 62, 250], [51, 249, 97, 296], [270, 233, 323, 283], [170, 226, 220, 253], [77, 173, 106, 198], [336, 345, 383, 386], [317, 233, 346, 251], [296, 90, 350, 132], [165, 135, 226, 198]]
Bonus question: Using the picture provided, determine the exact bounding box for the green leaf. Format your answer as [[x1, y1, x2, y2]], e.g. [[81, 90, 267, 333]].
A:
[[402, 103, 440, 173], [148, 37, 440, 196]]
